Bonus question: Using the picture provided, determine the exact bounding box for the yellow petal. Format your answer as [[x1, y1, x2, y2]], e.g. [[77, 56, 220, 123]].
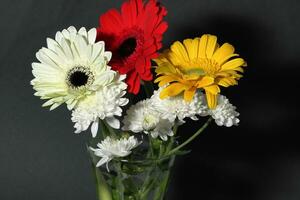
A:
[[155, 75, 177, 87], [155, 63, 177, 75], [154, 75, 169, 83], [204, 85, 220, 95], [153, 58, 166, 66], [217, 77, 238, 87], [234, 66, 244, 73], [196, 76, 214, 88], [212, 43, 235, 65], [206, 35, 218, 58], [221, 58, 246, 71], [205, 91, 217, 109], [171, 41, 190, 63], [183, 38, 198, 60], [217, 70, 242, 78], [184, 88, 196, 102], [198, 35, 208, 58], [153, 50, 172, 65], [160, 83, 187, 99]]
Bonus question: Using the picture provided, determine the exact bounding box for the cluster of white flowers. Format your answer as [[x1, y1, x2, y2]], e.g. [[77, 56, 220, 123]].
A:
[[203, 95, 240, 127], [122, 100, 174, 141], [122, 88, 240, 141], [122, 88, 208, 141], [90, 136, 141, 171]]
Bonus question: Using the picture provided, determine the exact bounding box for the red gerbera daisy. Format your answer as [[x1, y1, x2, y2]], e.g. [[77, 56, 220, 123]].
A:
[[96, 0, 168, 94]]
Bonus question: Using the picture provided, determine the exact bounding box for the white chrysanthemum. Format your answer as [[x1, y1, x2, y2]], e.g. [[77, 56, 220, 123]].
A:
[[150, 87, 207, 123], [122, 100, 174, 141], [31, 26, 115, 110], [71, 74, 128, 137], [90, 136, 140, 172], [205, 95, 240, 127]]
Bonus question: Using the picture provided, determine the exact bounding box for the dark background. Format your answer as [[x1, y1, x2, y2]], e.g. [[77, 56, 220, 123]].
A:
[[0, 0, 299, 199]]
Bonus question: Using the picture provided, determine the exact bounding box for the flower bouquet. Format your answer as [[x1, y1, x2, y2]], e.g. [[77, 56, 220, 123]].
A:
[[31, 0, 246, 199]]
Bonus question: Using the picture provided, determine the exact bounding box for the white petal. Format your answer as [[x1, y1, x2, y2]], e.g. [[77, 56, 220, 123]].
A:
[[75, 35, 88, 59], [105, 117, 120, 129], [91, 119, 99, 138], [50, 102, 61, 110], [96, 157, 110, 167], [94, 71, 115, 86], [67, 26, 77, 34], [60, 37, 73, 60], [55, 31, 64, 44], [91, 41, 104, 63], [78, 27, 87, 38], [62, 29, 70, 40], [47, 38, 58, 51], [36, 51, 60, 70], [41, 47, 65, 65], [104, 51, 112, 62], [87, 28, 97, 44]]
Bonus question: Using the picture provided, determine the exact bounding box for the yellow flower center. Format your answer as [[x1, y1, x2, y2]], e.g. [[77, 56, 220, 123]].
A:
[[178, 58, 220, 81], [197, 58, 220, 77]]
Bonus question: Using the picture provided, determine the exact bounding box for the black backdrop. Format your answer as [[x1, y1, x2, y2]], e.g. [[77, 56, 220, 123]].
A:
[[1, 0, 299, 199]]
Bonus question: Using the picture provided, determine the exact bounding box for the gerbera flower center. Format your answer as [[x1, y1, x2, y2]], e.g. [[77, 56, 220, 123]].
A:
[[66, 66, 94, 89], [198, 59, 220, 76], [180, 59, 220, 79], [118, 37, 137, 58]]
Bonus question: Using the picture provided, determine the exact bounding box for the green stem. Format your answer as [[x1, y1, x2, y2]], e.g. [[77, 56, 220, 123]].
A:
[[94, 166, 113, 200], [140, 178, 156, 200], [153, 126, 178, 200], [139, 137, 155, 199], [88, 121, 114, 200], [147, 135, 154, 157], [114, 162, 125, 200], [87, 147, 112, 200], [153, 154, 175, 200], [167, 117, 212, 156]]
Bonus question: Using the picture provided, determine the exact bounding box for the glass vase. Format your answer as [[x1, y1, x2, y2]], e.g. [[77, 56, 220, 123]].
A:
[[88, 132, 176, 200], [93, 155, 175, 200]]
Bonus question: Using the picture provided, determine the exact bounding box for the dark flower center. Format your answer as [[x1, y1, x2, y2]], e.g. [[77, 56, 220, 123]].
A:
[[66, 66, 94, 89], [70, 71, 89, 87], [118, 37, 137, 58]]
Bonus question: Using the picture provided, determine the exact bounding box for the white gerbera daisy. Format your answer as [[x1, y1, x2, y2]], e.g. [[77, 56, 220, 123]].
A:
[[31, 26, 114, 110], [71, 74, 128, 137], [122, 100, 174, 141], [90, 136, 140, 172], [150, 87, 207, 123], [205, 95, 240, 127]]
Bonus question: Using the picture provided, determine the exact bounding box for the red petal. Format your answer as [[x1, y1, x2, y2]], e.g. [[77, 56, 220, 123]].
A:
[[154, 21, 168, 35], [143, 37, 155, 49], [141, 69, 153, 81], [99, 9, 123, 34], [135, 57, 146, 75], [137, 58, 153, 81], [126, 70, 140, 94], [121, 0, 138, 27], [143, 45, 157, 57]]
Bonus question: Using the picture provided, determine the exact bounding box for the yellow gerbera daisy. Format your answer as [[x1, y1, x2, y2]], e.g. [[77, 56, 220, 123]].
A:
[[154, 34, 247, 109]]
